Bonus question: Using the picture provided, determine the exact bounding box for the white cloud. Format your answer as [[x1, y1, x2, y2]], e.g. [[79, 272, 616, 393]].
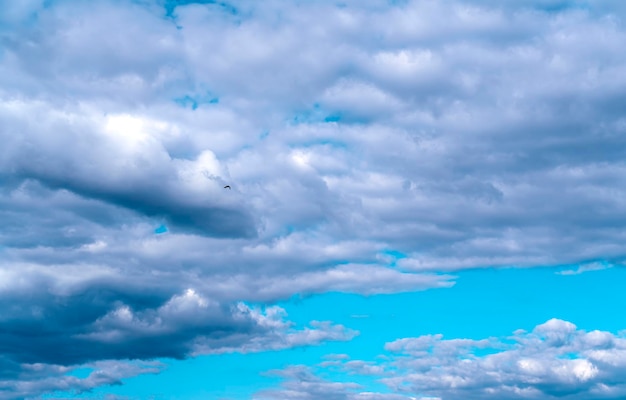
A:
[[557, 262, 614, 275], [382, 319, 626, 398], [259, 319, 626, 399]]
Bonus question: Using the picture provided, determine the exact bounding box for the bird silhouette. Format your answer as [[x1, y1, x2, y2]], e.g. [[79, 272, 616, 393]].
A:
[[223, 185, 231, 189]]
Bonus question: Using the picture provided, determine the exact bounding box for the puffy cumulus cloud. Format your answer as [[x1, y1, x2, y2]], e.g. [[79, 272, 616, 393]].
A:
[[259, 319, 626, 399], [2, 0, 626, 396], [380, 319, 626, 399]]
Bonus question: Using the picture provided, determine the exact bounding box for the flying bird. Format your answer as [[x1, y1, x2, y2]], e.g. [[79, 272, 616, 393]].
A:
[[224, 185, 231, 189]]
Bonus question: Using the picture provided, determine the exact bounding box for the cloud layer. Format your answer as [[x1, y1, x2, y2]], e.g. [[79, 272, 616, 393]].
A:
[[1, 0, 626, 397]]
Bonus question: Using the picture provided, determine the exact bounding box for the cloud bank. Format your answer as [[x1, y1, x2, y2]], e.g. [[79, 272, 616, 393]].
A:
[[258, 319, 626, 400]]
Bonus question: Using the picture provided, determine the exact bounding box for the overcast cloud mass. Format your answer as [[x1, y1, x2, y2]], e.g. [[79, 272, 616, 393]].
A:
[[1, 0, 626, 398]]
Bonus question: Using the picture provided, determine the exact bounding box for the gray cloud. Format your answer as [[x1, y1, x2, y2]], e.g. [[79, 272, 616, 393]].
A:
[[380, 319, 626, 399], [0, 285, 356, 399], [1, 0, 626, 396], [4, 0, 626, 262], [0, 280, 356, 364], [0, 100, 256, 238], [3, 360, 163, 400]]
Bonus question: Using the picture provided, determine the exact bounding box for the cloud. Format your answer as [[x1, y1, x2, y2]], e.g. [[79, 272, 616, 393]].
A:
[[259, 319, 626, 400], [0, 283, 356, 365], [0, 360, 163, 400], [0, 102, 256, 238], [0, 286, 356, 399], [2, 0, 626, 396], [255, 365, 415, 400], [556, 261, 615, 275], [379, 318, 626, 399]]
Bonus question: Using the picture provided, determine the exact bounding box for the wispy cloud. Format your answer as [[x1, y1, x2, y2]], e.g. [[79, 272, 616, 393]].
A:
[[556, 261, 615, 275], [0, 360, 164, 400]]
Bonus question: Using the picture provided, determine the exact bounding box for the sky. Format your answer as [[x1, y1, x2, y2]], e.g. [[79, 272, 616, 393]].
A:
[[1, 0, 626, 399]]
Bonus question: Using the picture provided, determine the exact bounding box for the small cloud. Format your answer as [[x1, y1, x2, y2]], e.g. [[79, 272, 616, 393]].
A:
[[556, 261, 613, 275], [323, 353, 351, 360], [80, 240, 108, 252]]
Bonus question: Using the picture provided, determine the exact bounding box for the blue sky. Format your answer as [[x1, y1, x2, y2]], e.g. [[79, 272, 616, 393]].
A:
[[2, 0, 626, 399]]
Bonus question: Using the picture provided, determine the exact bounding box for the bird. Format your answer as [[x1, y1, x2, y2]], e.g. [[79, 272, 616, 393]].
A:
[[223, 185, 231, 189]]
